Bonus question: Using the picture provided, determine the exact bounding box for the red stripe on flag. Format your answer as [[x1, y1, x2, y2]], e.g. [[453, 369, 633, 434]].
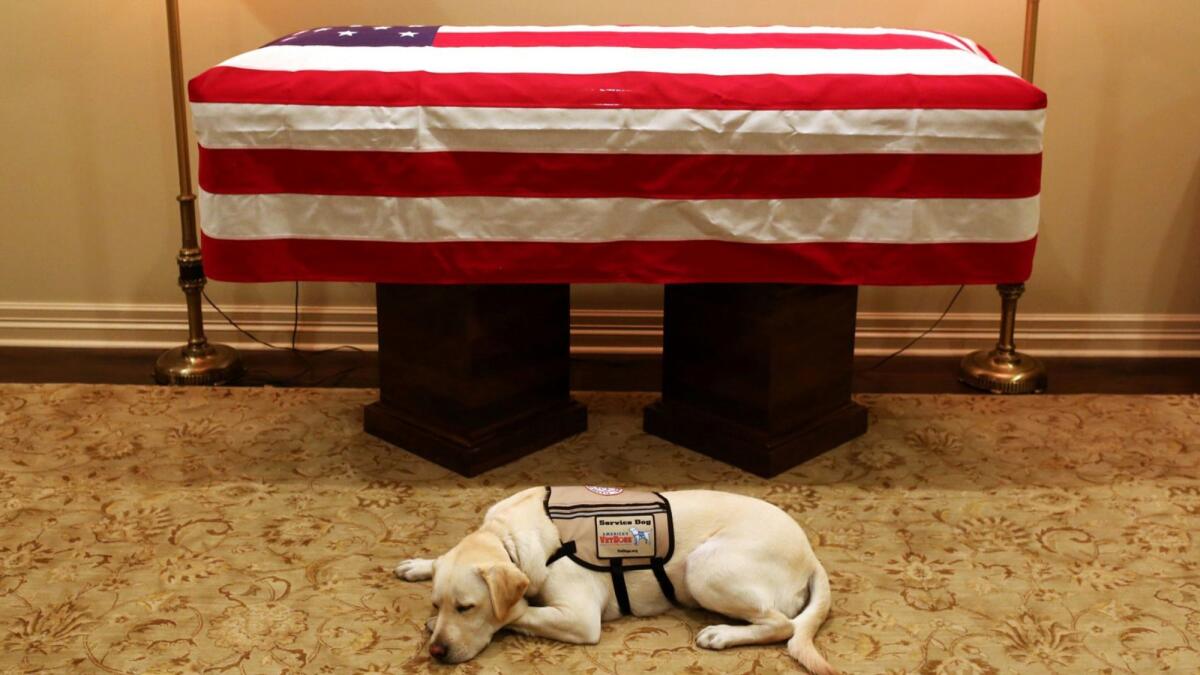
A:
[[432, 31, 964, 50], [199, 148, 1042, 200], [190, 67, 1047, 111], [200, 233, 1037, 286]]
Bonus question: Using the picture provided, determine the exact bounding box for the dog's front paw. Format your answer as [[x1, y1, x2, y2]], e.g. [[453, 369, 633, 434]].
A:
[[394, 558, 435, 582], [696, 625, 737, 650]]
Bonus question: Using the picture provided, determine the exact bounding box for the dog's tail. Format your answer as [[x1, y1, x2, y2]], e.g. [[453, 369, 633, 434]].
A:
[[787, 560, 838, 675]]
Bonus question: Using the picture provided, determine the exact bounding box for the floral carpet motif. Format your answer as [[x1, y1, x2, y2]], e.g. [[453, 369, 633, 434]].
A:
[[1, 384, 1198, 674]]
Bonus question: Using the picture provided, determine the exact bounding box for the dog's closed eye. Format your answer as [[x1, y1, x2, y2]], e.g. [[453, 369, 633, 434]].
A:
[[456, 603, 475, 613]]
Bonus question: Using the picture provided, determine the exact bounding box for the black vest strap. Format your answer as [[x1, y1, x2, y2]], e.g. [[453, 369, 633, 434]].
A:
[[548, 541, 676, 614], [546, 541, 576, 566], [650, 558, 678, 605], [609, 559, 632, 615]]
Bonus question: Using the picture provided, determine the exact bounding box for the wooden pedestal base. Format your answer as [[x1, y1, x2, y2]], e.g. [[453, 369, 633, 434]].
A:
[[644, 284, 868, 477], [364, 284, 586, 476]]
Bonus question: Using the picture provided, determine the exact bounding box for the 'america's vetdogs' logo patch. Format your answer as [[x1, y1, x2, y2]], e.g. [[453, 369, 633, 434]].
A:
[[596, 515, 656, 558]]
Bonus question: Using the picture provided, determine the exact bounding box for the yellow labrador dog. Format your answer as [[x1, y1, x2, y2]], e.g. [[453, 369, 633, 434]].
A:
[[394, 487, 836, 674]]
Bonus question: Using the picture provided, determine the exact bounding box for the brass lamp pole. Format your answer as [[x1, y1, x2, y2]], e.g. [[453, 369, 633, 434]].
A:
[[154, 0, 243, 385], [959, 0, 1048, 394]]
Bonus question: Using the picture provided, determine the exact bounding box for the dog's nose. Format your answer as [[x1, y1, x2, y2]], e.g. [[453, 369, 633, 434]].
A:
[[429, 642, 448, 660]]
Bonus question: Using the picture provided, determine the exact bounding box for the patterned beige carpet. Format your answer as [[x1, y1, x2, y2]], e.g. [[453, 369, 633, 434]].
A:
[[0, 384, 1198, 674]]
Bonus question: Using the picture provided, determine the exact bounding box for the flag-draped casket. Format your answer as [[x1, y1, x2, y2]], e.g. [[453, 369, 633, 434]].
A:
[[189, 25, 1046, 285]]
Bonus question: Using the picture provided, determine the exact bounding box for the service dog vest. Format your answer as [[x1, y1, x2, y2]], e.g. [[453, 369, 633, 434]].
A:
[[544, 486, 676, 615]]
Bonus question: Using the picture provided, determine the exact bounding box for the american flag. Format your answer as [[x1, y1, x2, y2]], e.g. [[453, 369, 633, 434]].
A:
[[189, 25, 1045, 285]]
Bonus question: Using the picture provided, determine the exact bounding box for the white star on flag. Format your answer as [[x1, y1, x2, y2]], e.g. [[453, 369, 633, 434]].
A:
[[339, 31, 357, 37], [399, 31, 418, 37]]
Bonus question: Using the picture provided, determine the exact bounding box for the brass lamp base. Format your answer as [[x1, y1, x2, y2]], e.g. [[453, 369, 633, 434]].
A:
[[959, 348, 1047, 394], [154, 342, 244, 386], [958, 283, 1047, 395]]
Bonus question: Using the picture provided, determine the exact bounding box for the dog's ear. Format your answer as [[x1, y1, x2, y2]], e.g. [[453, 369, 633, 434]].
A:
[[478, 563, 529, 623]]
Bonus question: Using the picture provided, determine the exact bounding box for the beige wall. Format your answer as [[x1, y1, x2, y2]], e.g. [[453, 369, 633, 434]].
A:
[[2, 0, 1198, 320]]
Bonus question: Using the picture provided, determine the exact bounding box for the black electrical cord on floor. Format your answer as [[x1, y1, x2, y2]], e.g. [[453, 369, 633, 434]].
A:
[[857, 284, 965, 374], [201, 283, 368, 387]]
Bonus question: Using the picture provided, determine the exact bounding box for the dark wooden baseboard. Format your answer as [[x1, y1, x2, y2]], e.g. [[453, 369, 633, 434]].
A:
[[0, 347, 1197, 394], [851, 354, 1200, 394], [0, 347, 380, 388]]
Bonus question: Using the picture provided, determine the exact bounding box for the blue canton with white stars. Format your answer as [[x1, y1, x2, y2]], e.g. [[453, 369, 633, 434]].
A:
[[267, 25, 440, 48]]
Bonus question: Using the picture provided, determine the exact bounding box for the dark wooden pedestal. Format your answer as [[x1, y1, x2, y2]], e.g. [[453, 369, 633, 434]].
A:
[[364, 284, 587, 476], [644, 284, 868, 477]]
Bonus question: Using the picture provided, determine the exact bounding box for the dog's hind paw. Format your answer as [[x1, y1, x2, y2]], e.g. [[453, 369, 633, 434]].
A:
[[394, 558, 435, 581]]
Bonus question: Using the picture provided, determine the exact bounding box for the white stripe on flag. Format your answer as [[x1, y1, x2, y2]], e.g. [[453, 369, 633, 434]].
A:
[[221, 45, 1017, 77], [438, 25, 972, 47], [952, 35, 988, 58], [199, 191, 1039, 244], [193, 103, 1045, 155]]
